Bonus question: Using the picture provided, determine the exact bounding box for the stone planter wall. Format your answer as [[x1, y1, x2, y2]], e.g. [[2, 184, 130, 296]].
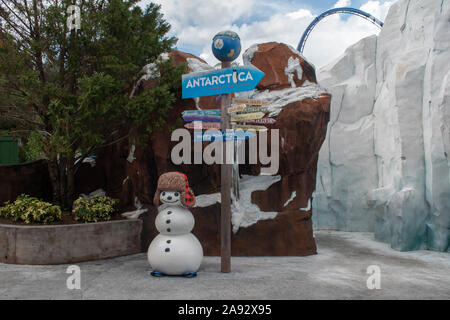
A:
[[0, 219, 142, 265]]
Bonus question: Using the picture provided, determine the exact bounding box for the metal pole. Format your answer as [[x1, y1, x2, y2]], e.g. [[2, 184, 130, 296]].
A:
[[220, 61, 232, 273]]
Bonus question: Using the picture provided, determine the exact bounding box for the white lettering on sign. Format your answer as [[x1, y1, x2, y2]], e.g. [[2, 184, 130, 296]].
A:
[[186, 72, 253, 89]]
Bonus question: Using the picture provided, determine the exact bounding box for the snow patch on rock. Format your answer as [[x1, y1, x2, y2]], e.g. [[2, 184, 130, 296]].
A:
[[195, 174, 281, 233], [187, 57, 214, 73], [127, 145, 136, 163], [284, 191, 296, 207], [244, 85, 325, 117], [285, 57, 303, 88], [122, 208, 148, 220], [242, 44, 259, 66], [80, 189, 106, 200], [300, 199, 311, 212], [130, 53, 170, 98]]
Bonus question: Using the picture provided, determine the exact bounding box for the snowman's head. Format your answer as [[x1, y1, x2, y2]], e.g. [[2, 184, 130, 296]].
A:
[[153, 172, 196, 208], [159, 190, 182, 205]]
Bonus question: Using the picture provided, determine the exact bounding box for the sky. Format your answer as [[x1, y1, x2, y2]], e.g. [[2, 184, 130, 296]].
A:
[[137, 0, 394, 69]]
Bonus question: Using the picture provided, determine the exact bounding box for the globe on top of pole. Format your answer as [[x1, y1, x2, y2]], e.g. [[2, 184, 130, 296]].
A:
[[212, 31, 241, 62]]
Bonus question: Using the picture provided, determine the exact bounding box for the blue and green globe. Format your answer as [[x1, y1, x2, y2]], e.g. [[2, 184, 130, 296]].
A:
[[211, 31, 241, 62]]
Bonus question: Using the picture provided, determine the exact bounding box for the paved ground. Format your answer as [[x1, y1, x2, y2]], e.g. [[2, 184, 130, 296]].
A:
[[0, 231, 449, 300]]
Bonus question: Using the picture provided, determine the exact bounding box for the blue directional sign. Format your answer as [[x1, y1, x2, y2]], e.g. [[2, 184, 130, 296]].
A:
[[194, 130, 257, 142], [182, 66, 265, 99], [182, 109, 220, 116]]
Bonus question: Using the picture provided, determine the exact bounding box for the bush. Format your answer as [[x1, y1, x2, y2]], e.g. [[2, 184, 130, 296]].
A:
[[72, 196, 119, 223], [0, 194, 62, 224]]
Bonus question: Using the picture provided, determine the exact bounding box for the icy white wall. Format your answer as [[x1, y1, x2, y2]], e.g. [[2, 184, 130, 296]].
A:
[[314, 0, 450, 252], [314, 35, 378, 232]]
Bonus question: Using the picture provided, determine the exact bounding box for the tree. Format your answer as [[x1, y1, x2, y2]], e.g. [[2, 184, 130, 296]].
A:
[[0, 0, 185, 209]]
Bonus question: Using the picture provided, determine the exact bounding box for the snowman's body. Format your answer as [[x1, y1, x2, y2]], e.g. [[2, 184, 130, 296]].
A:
[[148, 192, 203, 275]]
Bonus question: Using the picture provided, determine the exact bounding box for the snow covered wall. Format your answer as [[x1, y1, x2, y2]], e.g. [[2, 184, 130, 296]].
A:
[[313, 0, 450, 252]]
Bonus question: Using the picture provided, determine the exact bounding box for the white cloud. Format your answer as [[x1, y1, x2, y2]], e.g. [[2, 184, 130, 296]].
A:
[[334, 0, 352, 8], [287, 9, 313, 20], [360, 1, 393, 19], [139, 0, 393, 69]]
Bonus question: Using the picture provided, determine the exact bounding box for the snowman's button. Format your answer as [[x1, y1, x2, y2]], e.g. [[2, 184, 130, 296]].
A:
[[167, 228, 171, 232], [167, 211, 172, 215], [166, 219, 171, 224], [167, 240, 171, 244], [165, 248, 170, 252]]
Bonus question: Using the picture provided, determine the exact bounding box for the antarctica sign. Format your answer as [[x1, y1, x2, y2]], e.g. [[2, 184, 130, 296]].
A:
[[182, 66, 265, 99]]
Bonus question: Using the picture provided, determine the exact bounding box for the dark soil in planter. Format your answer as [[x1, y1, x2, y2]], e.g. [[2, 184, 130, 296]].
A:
[[0, 211, 127, 226]]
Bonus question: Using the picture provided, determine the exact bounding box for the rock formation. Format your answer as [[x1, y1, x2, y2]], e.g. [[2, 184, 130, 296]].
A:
[[79, 43, 330, 256], [314, 0, 450, 252]]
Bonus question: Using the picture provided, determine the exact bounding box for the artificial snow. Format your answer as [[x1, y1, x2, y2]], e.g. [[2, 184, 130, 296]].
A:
[[127, 145, 136, 163], [134, 196, 142, 210], [283, 191, 296, 207], [82, 156, 96, 167], [300, 199, 311, 212], [243, 44, 259, 66], [121, 208, 148, 220], [80, 189, 106, 200], [129, 53, 170, 98], [186, 57, 214, 73], [242, 85, 325, 118], [284, 57, 303, 88], [195, 174, 281, 233]]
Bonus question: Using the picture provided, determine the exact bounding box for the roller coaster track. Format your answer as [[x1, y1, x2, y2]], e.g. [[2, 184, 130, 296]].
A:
[[297, 7, 384, 54]]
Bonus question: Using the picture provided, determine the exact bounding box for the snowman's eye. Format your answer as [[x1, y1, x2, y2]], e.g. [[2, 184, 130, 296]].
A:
[[162, 192, 166, 196], [174, 192, 179, 197]]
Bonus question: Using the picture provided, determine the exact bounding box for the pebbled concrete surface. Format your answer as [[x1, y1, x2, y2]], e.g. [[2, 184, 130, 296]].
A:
[[0, 231, 449, 300]]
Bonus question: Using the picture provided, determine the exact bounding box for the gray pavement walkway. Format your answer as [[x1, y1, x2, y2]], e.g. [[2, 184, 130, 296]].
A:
[[0, 231, 449, 299]]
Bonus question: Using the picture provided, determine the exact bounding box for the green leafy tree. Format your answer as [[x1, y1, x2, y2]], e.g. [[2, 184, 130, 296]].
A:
[[0, 0, 184, 209]]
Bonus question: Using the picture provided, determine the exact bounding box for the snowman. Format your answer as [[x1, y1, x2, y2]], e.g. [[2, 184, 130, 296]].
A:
[[148, 172, 203, 277]]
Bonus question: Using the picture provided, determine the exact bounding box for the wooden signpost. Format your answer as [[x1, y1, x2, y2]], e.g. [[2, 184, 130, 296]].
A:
[[181, 31, 266, 273], [220, 61, 232, 273]]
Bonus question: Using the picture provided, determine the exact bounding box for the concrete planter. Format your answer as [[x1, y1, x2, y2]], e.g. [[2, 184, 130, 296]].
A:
[[0, 219, 142, 265]]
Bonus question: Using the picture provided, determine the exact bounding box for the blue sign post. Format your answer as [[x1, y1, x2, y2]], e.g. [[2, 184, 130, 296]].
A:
[[182, 66, 265, 99]]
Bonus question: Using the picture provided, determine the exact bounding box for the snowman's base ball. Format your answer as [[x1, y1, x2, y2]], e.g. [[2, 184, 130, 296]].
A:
[[148, 233, 203, 276]]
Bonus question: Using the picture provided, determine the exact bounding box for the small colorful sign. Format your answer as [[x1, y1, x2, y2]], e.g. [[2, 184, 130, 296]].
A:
[[232, 98, 269, 106], [227, 104, 246, 114], [194, 130, 257, 142], [231, 112, 265, 122], [244, 118, 276, 125], [233, 124, 268, 132], [239, 106, 269, 114], [184, 122, 221, 130], [182, 115, 221, 122], [182, 109, 220, 116], [182, 66, 265, 99]]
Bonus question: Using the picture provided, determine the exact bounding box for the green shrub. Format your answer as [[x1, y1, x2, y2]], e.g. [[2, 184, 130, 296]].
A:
[[0, 194, 62, 224], [72, 196, 118, 223]]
